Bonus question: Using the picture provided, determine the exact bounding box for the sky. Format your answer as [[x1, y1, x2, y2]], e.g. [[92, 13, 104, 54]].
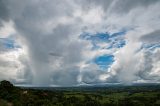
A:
[[0, 0, 160, 86]]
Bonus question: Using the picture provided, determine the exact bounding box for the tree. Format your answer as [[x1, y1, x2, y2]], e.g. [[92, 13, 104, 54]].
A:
[[0, 80, 14, 89]]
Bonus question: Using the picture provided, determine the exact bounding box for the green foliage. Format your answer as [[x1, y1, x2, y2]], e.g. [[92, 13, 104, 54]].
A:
[[0, 80, 160, 106], [0, 99, 10, 106]]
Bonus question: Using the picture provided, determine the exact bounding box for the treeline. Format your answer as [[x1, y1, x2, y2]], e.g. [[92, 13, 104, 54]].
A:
[[0, 80, 160, 106]]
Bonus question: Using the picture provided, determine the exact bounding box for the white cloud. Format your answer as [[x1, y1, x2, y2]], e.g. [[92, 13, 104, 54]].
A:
[[0, 0, 159, 86], [0, 21, 15, 37]]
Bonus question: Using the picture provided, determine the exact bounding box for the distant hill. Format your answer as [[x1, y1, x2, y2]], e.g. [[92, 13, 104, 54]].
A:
[[0, 80, 160, 106]]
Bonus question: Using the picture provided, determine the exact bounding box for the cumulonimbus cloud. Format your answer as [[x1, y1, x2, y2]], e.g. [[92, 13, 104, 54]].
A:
[[0, 0, 159, 86]]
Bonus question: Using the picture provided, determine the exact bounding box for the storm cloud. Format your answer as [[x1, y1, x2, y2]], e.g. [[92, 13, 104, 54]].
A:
[[0, 0, 160, 86]]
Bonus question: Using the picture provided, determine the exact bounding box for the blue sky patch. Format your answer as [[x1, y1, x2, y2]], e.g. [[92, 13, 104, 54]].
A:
[[94, 55, 114, 70], [79, 32, 110, 42], [80, 30, 126, 42], [107, 39, 126, 49], [80, 30, 127, 50], [0, 38, 21, 49], [79, 31, 126, 70]]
